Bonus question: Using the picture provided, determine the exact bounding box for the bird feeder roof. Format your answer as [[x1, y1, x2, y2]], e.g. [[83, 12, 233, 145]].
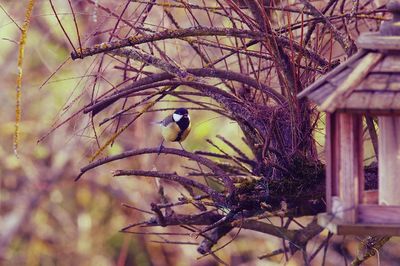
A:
[[298, 1, 400, 114]]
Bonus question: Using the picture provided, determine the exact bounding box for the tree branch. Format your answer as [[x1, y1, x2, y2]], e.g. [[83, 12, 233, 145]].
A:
[[76, 147, 235, 195], [70, 26, 329, 67], [113, 169, 222, 202]]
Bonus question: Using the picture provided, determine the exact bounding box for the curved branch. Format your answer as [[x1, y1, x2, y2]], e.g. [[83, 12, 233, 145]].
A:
[[139, 210, 317, 243], [85, 67, 286, 115], [234, 219, 295, 239], [86, 72, 171, 114], [70, 26, 329, 67], [86, 80, 238, 115], [113, 170, 222, 201], [194, 151, 256, 167], [110, 48, 192, 79], [75, 147, 235, 194], [188, 68, 286, 103]]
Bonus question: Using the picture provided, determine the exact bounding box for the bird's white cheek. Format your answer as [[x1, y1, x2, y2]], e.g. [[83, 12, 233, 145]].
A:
[[173, 113, 183, 122]]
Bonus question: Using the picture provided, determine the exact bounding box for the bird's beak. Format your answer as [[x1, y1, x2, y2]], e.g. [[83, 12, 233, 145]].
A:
[[183, 114, 188, 117]]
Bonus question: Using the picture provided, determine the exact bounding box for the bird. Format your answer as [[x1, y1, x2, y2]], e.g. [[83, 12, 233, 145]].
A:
[[158, 108, 191, 152]]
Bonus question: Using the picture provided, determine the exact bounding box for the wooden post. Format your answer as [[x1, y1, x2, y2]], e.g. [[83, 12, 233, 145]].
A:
[[378, 116, 400, 205], [326, 113, 339, 212], [336, 113, 363, 223]]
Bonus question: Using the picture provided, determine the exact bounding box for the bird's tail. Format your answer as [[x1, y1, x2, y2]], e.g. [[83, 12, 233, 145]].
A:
[[150, 121, 163, 126]]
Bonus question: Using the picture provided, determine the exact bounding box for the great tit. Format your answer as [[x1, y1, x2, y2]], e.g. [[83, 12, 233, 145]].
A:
[[160, 108, 191, 143]]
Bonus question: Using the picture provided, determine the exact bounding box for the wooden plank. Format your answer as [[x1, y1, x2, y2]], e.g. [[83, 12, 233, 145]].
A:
[[388, 74, 400, 91], [362, 190, 378, 204], [371, 56, 385, 72], [318, 213, 400, 236], [329, 68, 353, 86], [377, 55, 400, 72], [357, 33, 400, 50], [309, 82, 336, 104], [342, 92, 372, 109], [298, 50, 366, 99], [337, 108, 400, 115], [337, 113, 363, 223], [378, 116, 400, 205], [354, 79, 367, 92], [359, 205, 400, 224], [320, 52, 383, 112], [369, 92, 396, 109], [325, 113, 337, 211], [355, 114, 365, 218], [332, 115, 341, 201], [353, 79, 368, 91], [390, 93, 400, 109], [359, 73, 389, 91]]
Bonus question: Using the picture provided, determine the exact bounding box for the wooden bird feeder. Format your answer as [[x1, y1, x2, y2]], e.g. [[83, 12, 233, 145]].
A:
[[298, 0, 400, 235]]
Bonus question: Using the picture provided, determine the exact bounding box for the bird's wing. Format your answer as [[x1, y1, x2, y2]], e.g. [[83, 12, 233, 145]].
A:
[[161, 115, 174, 127]]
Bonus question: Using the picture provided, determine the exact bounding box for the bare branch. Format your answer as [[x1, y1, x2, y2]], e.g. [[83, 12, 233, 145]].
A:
[[76, 147, 235, 195], [70, 26, 329, 67], [113, 170, 220, 201]]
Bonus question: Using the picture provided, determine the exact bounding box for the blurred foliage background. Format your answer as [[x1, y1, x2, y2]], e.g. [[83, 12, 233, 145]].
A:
[[1, 1, 400, 265], [0, 2, 260, 265]]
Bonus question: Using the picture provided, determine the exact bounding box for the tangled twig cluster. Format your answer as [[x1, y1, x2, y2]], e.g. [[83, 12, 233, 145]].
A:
[[62, 0, 386, 263]]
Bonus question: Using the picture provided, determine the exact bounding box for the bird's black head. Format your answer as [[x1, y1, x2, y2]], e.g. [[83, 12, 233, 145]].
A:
[[174, 108, 189, 116], [173, 108, 189, 123]]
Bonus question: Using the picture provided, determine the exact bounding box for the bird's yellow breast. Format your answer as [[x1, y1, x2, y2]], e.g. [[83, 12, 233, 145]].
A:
[[161, 122, 180, 142], [161, 122, 191, 142]]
